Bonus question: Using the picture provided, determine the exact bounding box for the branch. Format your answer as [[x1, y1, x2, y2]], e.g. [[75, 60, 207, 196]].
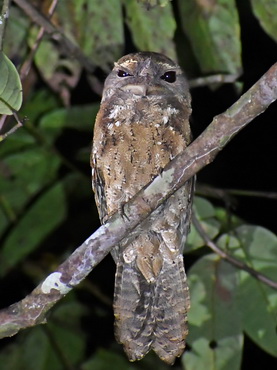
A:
[[0, 62, 276, 339], [13, 0, 96, 73], [192, 215, 277, 289]]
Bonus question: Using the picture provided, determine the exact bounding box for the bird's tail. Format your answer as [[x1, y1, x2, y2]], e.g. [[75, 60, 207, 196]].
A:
[[113, 255, 190, 365]]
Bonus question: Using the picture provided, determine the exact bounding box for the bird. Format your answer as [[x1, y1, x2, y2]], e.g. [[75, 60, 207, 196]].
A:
[[91, 51, 194, 365]]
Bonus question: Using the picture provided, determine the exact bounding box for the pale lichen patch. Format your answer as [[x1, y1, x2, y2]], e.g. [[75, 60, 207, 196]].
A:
[[41, 272, 71, 295], [144, 168, 175, 198]]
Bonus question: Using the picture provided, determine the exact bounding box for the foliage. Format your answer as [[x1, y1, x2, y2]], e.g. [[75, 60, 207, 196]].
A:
[[0, 0, 277, 369], [0, 51, 22, 115]]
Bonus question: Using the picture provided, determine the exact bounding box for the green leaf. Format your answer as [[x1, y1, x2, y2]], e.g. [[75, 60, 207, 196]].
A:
[[0, 299, 87, 370], [238, 267, 277, 357], [123, 0, 177, 61], [178, 0, 242, 75], [20, 89, 59, 124], [39, 104, 99, 143], [28, 27, 81, 96], [184, 254, 243, 370], [219, 225, 277, 356], [3, 5, 30, 61], [187, 197, 220, 251], [0, 343, 21, 370], [0, 52, 22, 115], [34, 37, 75, 81], [0, 145, 61, 237], [0, 178, 68, 276], [0, 127, 36, 159], [183, 335, 243, 370], [250, 0, 277, 43], [215, 206, 242, 231], [55, 0, 124, 70], [81, 348, 135, 370], [137, 0, 173, 9]]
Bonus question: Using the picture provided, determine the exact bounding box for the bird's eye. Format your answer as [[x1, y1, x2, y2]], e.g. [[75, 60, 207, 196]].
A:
[[160, 71, 176, 83], [117, 70, 132, 77]]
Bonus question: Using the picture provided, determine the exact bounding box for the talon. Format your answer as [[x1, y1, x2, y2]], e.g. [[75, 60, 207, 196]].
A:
[[119, 203, 130, 221]]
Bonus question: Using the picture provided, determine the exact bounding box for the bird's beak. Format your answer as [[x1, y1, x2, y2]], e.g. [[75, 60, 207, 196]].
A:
[[121, 84, 147, 96], [121, 84, 165, 97]]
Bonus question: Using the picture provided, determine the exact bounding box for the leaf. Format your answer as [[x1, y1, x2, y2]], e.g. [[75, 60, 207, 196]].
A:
[[20, 89, 59, 124], [183, 335, 243, 370], [0, 299, 87, 370], [34, 37, 80, 82], [39, 104, 99, 143], [0, 146, 61, 236], [0, 52, 22, 115], [55, 0, 124, 70], [3, 5, 30, 61], [0, 178, 68, 276], [3, 5, 30, 60], [137, 0, 173, 8], [186, 197, 220, 251], [238, 267, 277, 357], [218, 225, 277, 356], [250, 0, 277, 43], [0, 343, 21, 370], [215, 206, 242, 231], [29, 30, 81, 102], [184, 254, 243, 370], [81, 348, 135, 370], [123, 0, 177, 60], [178, 0, 242, 75]]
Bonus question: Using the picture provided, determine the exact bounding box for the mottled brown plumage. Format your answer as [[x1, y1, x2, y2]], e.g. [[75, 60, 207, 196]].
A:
[[91, 52, 193, 364]]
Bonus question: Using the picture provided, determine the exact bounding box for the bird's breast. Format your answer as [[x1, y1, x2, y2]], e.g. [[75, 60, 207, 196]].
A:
[[93, 97, 190, 216]]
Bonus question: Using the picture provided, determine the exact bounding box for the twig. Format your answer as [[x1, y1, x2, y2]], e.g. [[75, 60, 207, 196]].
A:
[[221, 188, 277, 200], [13, 0, 96, 74], [0, 113, 8, 131], [192, 214, 277, 290], [0, 0, 10, 51], [20, 0, 59, 80], [196, 183, 277, 201], [189, 72, 241, 88], [0, 62, 276, 339], [0, 112, 23, 141]]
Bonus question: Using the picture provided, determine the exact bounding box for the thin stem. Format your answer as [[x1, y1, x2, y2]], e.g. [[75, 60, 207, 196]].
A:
[[189, 72, 241, 88], [0, 0, 10, 51], [20, 0, 58, 80], [223, 188, 277, 200], [196, 183, 277, 201], [192, 214, 277, 290], [14, 0, 96, 74], [0, 112, 23, 141]]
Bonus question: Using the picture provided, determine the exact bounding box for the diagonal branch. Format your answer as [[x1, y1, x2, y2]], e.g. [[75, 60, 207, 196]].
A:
[[0, 62, 276, 339]]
